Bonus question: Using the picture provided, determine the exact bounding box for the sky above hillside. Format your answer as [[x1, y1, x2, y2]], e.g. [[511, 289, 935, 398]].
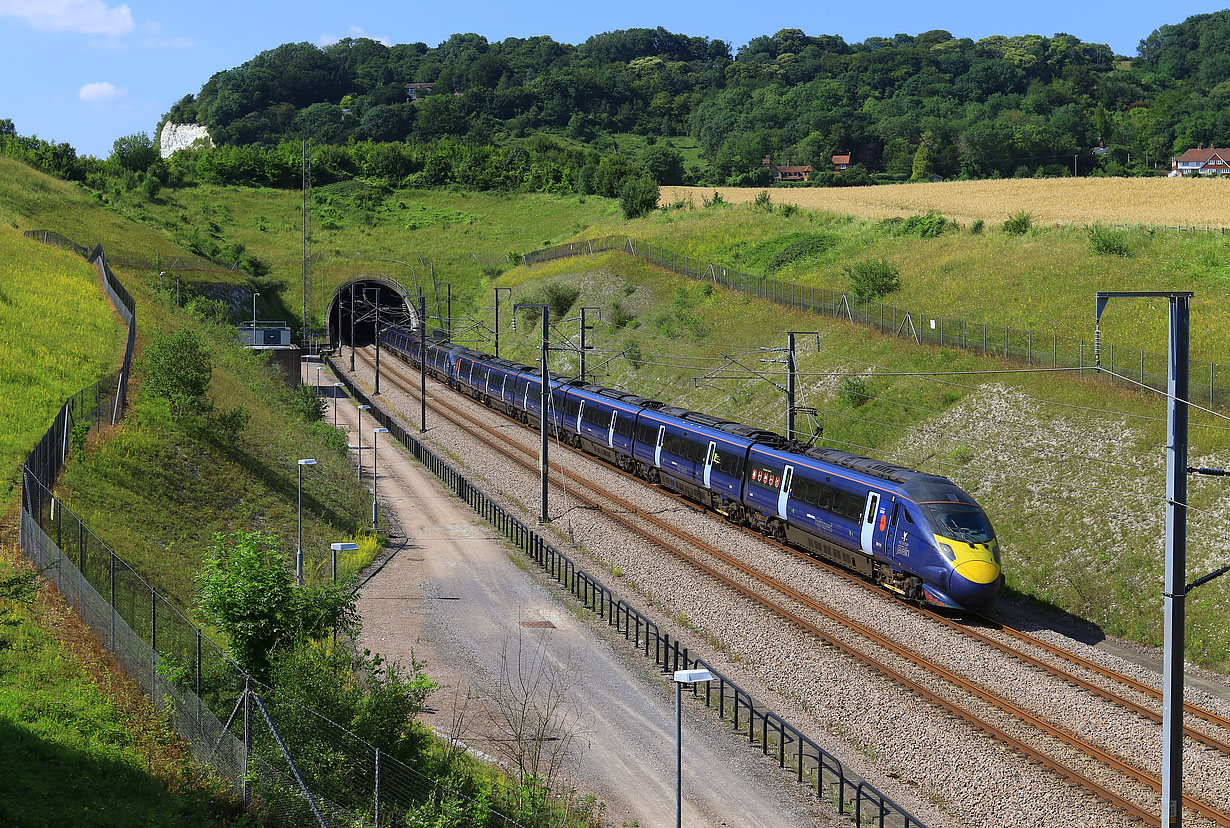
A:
[[0, 0, 1220, 157]]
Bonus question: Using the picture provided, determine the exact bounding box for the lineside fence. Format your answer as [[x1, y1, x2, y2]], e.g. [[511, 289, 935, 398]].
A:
[[525, 235, 1230, 409], [329, 355, 927, 828], [17, 232, 539, 827]]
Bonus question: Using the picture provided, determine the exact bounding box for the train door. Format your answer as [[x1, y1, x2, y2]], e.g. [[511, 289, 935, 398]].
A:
[[860, 492, 881, 556], [777, 465, 793, 519], [702, 441, 717, 488], [500, 374, 507, 404], [654, 425, 665, 467], [608, 411, 618, 448]]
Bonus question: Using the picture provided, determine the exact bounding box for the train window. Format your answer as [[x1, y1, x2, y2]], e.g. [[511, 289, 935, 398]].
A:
[[843, 493, 863, 521], [566, 398, 580, 416], [616, 415, 634, 438]]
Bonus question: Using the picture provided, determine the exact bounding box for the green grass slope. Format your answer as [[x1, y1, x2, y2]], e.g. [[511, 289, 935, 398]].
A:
[[0, 227, 125, 505]]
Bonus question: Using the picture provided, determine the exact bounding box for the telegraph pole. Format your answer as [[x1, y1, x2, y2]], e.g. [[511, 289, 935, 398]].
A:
[[417, 294, 427, 432], [579, 307, 600, 383], [369, 287, 382, 395], [787, 332, 797, 441], [516, 303, 551, 523], [1095, 290, 1191, 827], [349, 282, 356, 372], [494, 287, 511, 358]]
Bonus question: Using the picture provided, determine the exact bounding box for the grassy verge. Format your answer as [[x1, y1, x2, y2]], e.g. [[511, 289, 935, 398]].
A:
[[484, 251, 1230, 672], [0, 227, 125, 506], [0, 546, 247, 827]]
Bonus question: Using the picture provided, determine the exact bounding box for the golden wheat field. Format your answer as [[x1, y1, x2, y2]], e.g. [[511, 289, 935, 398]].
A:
[[660, 178, 1230, 228]]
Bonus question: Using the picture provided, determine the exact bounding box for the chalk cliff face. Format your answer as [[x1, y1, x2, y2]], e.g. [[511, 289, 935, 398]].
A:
[[159, 123, 213, 158]]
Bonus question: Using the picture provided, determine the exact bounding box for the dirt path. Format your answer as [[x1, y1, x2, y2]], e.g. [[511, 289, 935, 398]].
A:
[[310, 360, 828, 828]]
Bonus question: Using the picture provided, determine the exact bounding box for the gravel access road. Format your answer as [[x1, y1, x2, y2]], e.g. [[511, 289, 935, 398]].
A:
[[315, 359, 831, 828]]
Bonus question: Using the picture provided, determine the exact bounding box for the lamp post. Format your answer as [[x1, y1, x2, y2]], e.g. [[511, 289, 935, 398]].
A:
[[494, 287, 512, 358], [252, 291, 261, 344], [329, 542, 358, 583], [673, 668, 714, 828], [356, 404, 371, 480], [296, 458, 317, 585], [332, 382, 344, 427], [372, 427, 389, 529]]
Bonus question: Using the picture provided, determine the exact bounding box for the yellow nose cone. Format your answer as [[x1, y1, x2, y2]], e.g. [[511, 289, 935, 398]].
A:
[[956, 559, 999, 585]]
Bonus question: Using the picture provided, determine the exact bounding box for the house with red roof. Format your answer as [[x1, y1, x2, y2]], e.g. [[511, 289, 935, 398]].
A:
[[1170, 148, 1230, 176], [760, 156, 815, 182], [831, 154, 851, 172]]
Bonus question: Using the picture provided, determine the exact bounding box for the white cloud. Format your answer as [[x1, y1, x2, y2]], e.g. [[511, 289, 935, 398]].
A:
[[2, 0, 135, 36], [320, 25, 389, 47], [78, 81, 125, 105]]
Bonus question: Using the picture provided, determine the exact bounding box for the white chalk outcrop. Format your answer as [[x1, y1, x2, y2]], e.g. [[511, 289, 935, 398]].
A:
[[159, 123, 213, 158]]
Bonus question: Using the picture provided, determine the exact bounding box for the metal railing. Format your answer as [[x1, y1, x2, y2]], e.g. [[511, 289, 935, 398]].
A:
[[330, 353, 927, 828], [525, 235, 1230, 409]]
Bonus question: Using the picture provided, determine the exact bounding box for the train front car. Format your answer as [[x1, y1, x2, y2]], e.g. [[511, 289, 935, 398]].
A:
[[902, 475, 1002, 609]]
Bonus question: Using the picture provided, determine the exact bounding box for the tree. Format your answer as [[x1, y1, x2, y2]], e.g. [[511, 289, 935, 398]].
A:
[[110, 132, 157, 173], [910, 134, 934, 181], [195, 531, 358, 678], [620, 176, 659, 218], [138, 327, 213, 421], [640, 143, 684, 184]]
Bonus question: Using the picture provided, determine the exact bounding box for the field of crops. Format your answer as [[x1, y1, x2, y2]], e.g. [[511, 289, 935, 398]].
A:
[[661, 178, 1230, 228], [0, 228, 123, 505]]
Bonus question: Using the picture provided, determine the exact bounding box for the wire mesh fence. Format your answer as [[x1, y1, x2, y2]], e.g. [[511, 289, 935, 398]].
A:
[[332, 353, 927, 828], [524, 235, 1230, 410]]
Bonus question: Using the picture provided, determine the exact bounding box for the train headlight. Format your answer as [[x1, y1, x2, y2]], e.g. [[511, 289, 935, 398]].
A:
[[937, 542, 956, 564]]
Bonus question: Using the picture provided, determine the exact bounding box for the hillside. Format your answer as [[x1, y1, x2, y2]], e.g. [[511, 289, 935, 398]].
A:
[[160, 11, 1230, 183]]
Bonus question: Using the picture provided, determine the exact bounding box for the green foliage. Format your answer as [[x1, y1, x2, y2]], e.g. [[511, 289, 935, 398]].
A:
[[640, 144, 685, 185], [779, 202, 798, 217], [764, 233, 837, 275], [607, 300, 635, 328], [753, 190, 772, 212], [194, 531, 358, 679], [624, 338, 644, 368], [970, 219, 985, 235], [138, 327, 213, 422], [844, 258, 901, 302], [110, 133, 157, 173], [519, 282, 582, 324], [885, 210, 952, 239], [839, 376, 872, 407], [619, 177, 659, 219], [1002, 211, 1034, 236], [1088, 224, 1132, 257], [290, 383, 328, 423]]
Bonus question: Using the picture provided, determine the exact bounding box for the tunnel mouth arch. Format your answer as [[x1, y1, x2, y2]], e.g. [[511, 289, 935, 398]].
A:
[[328, 274, 420, 349]]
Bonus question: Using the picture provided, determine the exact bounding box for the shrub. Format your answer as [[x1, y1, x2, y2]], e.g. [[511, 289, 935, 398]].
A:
[[1088, 224, 1131, 257], [290, 383, 327, 423], [970, 219, 985, 235], [764, 233, 837, 275], [542, 282, 581, 319], [839, 376, 872, 407], [619, 176, 659, 219], [624, 339, 643, 368], [753, 190, 772, 212], [139, 327, 212, 421], [780, 202, 798, 217], [844, 258, 901, 301], [608, 299, 635, 328], [896, 210, 951, 238], [1002, 211, 1033, 236]]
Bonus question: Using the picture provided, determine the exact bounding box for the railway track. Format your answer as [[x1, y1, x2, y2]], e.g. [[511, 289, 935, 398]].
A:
[[356, 345, 1230, 826]]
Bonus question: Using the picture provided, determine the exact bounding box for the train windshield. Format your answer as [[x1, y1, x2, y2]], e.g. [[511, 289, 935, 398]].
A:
[[922, 503, 994, 544]]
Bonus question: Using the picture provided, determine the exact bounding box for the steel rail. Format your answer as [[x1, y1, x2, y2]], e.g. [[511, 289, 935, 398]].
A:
[[361, 346, 1230, 826]]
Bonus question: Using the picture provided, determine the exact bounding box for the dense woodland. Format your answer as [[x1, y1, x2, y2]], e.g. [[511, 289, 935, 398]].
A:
[[155, 11, 1230, 183]]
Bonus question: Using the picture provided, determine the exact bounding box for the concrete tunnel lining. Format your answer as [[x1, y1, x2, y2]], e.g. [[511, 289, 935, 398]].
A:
[[327, 274, 420, 349]]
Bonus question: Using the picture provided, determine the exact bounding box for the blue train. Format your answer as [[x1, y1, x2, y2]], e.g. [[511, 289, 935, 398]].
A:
[[379, 328, 1002, 609]]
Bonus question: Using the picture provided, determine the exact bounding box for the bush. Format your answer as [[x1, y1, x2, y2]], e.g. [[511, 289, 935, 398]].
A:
[[619, 176, 659, 219], [1002, 211, 1033, 236], [891, 210, 951, 238], [1088, 224, 1132, 257], [844, 258, 901, 302], [780, 203, 798, 217], [624, 339, 643, 368], [764, 233, 837, 275], [970, 219, 985, 235], [753, 190, 772, 212], [138, 327, 212, 421], [839, 376, 872, 407], [290, 383, 327, 423], [607, 299, 635, 328]]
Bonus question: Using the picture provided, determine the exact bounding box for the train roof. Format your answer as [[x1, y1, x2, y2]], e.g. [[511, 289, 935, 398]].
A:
[[801, 447, 917, 484]]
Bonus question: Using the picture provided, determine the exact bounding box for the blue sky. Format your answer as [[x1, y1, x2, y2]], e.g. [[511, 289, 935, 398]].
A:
[[1, 0, 1222, 158]]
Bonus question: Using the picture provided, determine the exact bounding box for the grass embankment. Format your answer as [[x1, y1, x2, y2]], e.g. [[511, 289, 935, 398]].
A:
[[0, 547, 246, 828], [483, 238, 1230, 672], [113, 182, 617, 332], [662, 177, 1230, 228], [578, 196, 1230, 366], [0, 227, 125, 506]]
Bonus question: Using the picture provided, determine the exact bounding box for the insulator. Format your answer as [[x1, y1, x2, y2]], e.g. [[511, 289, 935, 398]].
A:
[[1093, 324, 1101, 371]]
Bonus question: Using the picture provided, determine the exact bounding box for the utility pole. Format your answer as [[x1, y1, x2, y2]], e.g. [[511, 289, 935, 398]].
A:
[[787, 332, 797, 441], [494, 287, 511, 358], [516, 303, 551, 523], [368, 287, 382, 395], [579, 307, 600, 383], [349, 282, 356, 372], [420, 293, 427, 432], [447, 283, 452, 340], [1095, 290, 1191, 827], [301, 141, 311, 351]]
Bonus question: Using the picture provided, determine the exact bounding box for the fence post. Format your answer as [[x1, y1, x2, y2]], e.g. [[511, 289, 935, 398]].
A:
[[243, 677, 252, 808], [109, 551, 116, 649], [1213, 362, 1216, 408], [374, 746, 382, 828]]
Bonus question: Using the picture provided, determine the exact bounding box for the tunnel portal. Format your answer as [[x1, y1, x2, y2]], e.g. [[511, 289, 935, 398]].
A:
[[328, 274, 420, 349]]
